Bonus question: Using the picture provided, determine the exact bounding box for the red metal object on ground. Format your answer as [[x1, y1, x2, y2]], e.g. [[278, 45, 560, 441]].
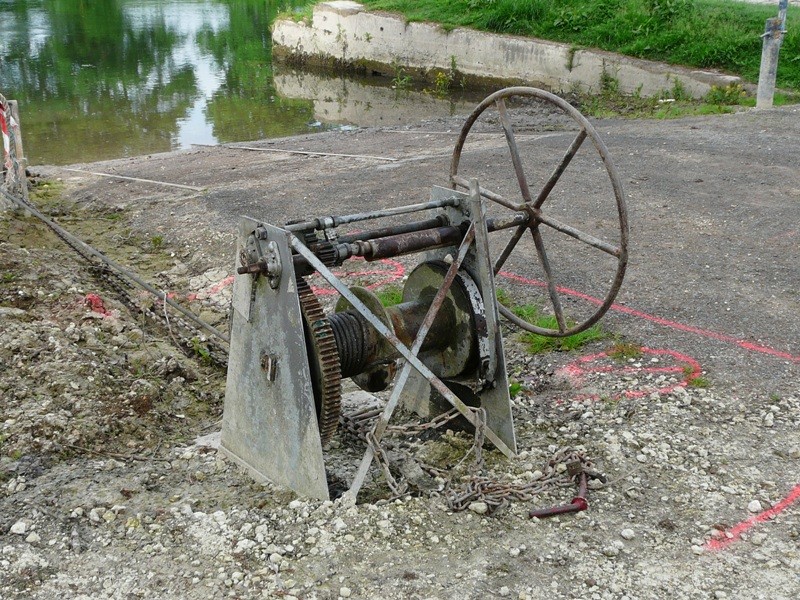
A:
[[529, 473, 589, 519], [84, 293, 109, 316]]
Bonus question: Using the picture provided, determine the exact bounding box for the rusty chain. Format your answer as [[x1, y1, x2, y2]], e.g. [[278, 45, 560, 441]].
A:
[[341, 402, 600, 514], [444, 447, 595, 514], [365, 431, 408, 497]]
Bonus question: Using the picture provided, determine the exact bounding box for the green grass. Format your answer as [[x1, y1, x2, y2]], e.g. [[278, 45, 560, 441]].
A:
[[376, 285, 403, 307], [607, 341, 644, 361], [360, 0, 800, 90], [496, 289, 604, 352], [511, 303, 605, 353]]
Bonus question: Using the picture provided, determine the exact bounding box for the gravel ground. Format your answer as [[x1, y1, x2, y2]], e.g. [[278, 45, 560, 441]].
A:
[[2, 96, 799, 599]]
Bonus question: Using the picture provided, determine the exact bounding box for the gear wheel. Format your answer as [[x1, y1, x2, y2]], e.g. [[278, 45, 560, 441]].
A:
[[296, 276, 342, 445]]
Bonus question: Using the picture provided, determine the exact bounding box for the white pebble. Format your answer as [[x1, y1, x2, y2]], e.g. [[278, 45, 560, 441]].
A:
[[499, 586, 511, 597], [468, 502, 488, 515], [620, 528, 635, 540], [25, 532, 41, 544], [339, 587, 352, 598], [10, 521, 27, 535], [747, 500, 762, 513]]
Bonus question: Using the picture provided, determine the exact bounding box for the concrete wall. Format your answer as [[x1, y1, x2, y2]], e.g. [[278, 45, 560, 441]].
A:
[[273, 1, 741, 99]]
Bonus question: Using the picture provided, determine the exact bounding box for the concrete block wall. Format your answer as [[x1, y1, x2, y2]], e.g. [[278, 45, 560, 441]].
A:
[[272, 1, 741, 98]]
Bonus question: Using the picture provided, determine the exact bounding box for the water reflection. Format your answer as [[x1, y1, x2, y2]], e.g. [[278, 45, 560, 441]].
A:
[[0, 0, 314, 165], [274, 68, 483, 128], [0, 0, 490, 167]]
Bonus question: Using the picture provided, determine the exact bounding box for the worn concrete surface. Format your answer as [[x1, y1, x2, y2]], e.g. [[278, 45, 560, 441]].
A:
[[40, 101, 800, 395]]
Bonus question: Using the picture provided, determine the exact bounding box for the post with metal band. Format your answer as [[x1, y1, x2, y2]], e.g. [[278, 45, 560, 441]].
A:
[[756, 0, 789, 109]]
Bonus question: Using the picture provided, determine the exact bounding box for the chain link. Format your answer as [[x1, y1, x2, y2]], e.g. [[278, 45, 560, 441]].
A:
[[445, 448, 594, 513], [1, 188, 229, 368]]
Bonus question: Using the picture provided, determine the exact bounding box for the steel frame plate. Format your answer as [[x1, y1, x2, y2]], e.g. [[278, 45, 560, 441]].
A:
[[220, 217, 329, 499]]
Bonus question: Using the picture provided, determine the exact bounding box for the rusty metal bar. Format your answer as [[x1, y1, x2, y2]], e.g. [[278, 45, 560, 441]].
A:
[[529, 473, 588, 518], [292, 212, 527, 274], [285, 198, 460, 233], [534, 210, 621, 257], [496, 98, 534, 205], [533, 129, 587, 209], [348, 225, 466, 261], [336, 216, 448, 244], [344, 225, 480, 503], [487, 212, 529, 231]]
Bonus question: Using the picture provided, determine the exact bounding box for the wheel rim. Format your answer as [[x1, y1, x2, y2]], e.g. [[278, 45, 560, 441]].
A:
[[450, 87, 628, 337]]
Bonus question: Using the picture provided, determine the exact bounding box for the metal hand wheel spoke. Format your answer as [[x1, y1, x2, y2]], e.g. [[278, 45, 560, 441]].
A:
[[533, 128, 588, 209], [535, 210, 622, 257], [451, 86, 629, 338], [493, 223, 527, 275], [530, 225, 567, 332], [496, 98, 534, 205]]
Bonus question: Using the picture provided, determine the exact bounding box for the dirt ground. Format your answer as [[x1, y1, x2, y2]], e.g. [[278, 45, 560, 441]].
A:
[[1, 95, 799, 599]]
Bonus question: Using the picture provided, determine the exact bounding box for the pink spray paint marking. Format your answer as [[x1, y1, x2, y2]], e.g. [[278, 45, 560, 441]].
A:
[[498, 271, 800, 363], [181, 259, 406, 301], [308, 258, 405, 296], [500, 271, 799, 545], [84, 293, 111, 316], [559, 347, 701, 402], [704, 484, 800, 551], [186, 275, 235, 302]]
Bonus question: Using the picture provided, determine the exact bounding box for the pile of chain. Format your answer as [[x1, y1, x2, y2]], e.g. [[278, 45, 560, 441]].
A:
[[1, 187, 230, 368], [341, 403, 600, 515], [445, 447, 596, 514]]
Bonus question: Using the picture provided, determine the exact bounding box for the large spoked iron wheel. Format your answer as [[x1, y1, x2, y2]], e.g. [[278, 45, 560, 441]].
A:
[[450, 87, 629, 337]]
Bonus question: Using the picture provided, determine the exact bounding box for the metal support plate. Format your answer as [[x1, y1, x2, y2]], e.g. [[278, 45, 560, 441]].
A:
[[220, 217, 329, 499], [399, 185, 516, 453]]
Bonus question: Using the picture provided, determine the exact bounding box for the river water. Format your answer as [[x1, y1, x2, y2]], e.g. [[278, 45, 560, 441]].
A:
[[0, 0, 484, 166]]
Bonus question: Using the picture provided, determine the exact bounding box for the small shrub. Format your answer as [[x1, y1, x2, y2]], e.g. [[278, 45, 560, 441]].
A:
[[391, 64, 412, 91], [704, 83, 747, 105], [607, 342, 643, 361]]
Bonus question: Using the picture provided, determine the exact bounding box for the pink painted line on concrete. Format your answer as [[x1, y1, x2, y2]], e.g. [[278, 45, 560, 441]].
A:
[[310, 258, 405, 296], [498, 271, 800, 363], [560, 346, 701, 401], [705, 484, 800, 551]]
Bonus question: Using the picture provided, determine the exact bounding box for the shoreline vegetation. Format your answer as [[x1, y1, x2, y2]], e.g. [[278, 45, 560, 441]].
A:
[[357, 0, 800, 91], [278, 0, 797, 115]]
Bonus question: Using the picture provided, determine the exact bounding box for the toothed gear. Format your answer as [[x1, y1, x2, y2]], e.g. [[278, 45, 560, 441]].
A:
[[297, 277, 342, 445]]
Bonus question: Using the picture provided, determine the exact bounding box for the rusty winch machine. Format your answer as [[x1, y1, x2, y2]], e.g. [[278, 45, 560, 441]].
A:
[[220, 88, 629, 502]]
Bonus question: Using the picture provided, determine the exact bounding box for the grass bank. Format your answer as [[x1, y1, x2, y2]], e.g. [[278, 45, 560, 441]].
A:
[[360, 0, 800, 91]]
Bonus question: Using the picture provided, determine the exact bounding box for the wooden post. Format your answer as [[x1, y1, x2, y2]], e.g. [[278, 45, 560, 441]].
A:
[[8, 102, 26, 170], [756, 0, 788, 109]]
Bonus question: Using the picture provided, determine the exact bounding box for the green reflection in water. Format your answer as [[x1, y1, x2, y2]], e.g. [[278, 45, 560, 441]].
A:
[[0, 0, 315, 165]]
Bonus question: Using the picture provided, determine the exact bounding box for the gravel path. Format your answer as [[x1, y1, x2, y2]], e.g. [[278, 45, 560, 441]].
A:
[[2, 98, 799, 599]]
